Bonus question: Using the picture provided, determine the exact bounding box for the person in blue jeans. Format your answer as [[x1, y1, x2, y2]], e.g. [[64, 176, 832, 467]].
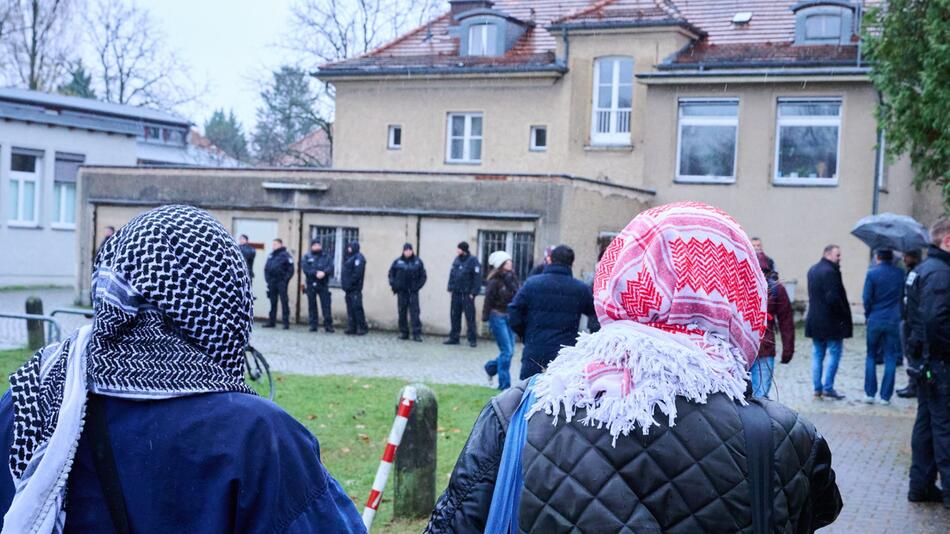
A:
[[805, 245, 853, 399], [483, 251, 520, 390], [751, 253, 795, 398], [862, 249, 905, 405]]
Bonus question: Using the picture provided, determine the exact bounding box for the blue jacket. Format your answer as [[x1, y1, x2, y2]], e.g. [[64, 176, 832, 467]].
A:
[[0, 391, 365, 533], [508, 264, 596, 363], [341, 242, 366, 293], [863, 260, 904, 325]]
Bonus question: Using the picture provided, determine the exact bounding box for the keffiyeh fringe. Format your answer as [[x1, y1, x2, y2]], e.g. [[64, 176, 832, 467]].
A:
[[527, 322, 749, 445]]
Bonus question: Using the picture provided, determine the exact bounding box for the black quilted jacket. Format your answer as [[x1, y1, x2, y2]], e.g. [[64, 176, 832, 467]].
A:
[[425, 382, 841, 533]]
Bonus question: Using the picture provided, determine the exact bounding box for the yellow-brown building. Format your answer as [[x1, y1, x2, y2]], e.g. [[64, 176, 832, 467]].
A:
[[80, 0, 940, 332]]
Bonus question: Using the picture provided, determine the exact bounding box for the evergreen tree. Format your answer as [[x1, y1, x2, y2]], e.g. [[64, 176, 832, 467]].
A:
[[204, 109, 249, 162], [252, 66, 328, 165], [57, 61, 96, 99], [864, 0, 950, 210]]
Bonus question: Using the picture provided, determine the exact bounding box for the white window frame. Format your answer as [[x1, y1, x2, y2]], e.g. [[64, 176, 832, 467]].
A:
[[773, 97, 842, 187], [529, 125, 547, 152], [590, 56, 634, 146], [388, 125, 402, 150], [468, 23, 498, 56], [51, 182, 77, 229], [8, 153, 42, 228], [675, 98, 740, 184], [445, 112, 483, 164]]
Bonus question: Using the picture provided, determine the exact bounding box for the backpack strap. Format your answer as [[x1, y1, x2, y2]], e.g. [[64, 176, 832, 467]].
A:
[[485, 377, 537, 534], [738, 399, 775, 534], [86, 394, 132, 534]]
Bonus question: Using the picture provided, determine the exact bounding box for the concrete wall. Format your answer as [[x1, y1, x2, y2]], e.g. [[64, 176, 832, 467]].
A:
[[641, 81, 917, 317], [0, 122, 137, 287], [78, 167, 649, 334]]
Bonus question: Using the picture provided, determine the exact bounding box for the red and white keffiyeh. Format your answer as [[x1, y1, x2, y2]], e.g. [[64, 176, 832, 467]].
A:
[[529, 202, 768, 442]]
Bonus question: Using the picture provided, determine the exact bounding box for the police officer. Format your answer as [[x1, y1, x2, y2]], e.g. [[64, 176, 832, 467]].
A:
[[301, 239, 335, 332], [898, 249, 923, 398], [445, 241, 481, 347], [341, 241, 368, 335], [263, 238, 294, 329], [906, 216, 950, 508], [388, 243, 427, 341], [238, 234, 256, 279]]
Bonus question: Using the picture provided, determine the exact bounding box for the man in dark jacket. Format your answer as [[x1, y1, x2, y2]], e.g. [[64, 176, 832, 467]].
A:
[[527, 246, 554, 278], [907, 216, 950, 508], [751, 253, 795, 398], [238, 234, 256, 279], [301, 240, 335, 333], [341, 241, 368, 335], [508, 245, 596, 379], [898, 249, 924, 398], [389, 243, 427, 341], [445, 241, 481, 347], [805, 244, 853, 400], [263, 239, 294, 329], [862, 249, 904, 404]]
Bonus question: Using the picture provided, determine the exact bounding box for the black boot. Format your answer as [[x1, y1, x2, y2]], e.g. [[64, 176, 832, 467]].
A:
[[896, 383, 917, 398]]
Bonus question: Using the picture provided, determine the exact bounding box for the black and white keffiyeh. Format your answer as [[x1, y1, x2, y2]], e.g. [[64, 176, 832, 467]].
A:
[[4, 205, 254, 534]]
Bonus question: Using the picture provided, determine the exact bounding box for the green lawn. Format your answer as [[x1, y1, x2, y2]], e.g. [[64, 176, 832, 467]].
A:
[[0, 348, 494, 533]]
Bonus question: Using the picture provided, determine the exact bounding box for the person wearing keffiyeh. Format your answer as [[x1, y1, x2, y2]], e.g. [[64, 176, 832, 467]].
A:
[[426, 202, 842, 533], [0, 205, 364, 533]]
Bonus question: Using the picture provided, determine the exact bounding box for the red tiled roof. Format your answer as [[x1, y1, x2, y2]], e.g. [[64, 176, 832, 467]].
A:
[[318, 1, 877, 76], [666, 41, 859, 67]]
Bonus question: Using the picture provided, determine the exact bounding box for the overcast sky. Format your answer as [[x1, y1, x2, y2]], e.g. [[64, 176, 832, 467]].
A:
[[147, 0, 296, 131]]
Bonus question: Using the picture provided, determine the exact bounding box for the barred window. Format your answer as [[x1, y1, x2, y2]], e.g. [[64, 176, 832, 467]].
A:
[[478, 229, 535, 282], [310, 225, 359, 284]]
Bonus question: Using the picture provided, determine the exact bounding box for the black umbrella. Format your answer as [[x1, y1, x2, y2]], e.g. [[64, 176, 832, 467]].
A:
[[851, 213, 930, 252]]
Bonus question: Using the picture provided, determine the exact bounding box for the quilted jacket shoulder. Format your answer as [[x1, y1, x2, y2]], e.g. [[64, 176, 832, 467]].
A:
[[426, 386, 841, 534]]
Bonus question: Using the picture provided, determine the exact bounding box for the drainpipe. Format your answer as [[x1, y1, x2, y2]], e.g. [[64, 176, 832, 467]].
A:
[[561, 27, 569, 65], [872, 90, 884, 216]]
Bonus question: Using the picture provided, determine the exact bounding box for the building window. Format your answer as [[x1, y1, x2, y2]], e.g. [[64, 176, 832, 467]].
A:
[[446, 113, 483, 163], [8, 149, 42, 227], [388, 125, 402, 150], [805, 14, 841, 40], [478, 229, 535, 282], [529, 126, 547, 151], [774, 99, 841, 186], [52, 153, 83, 228], [676, 99, 739, 183], [310, 225, 359, 284], [591, 57, 633, 145], [597, 232, 619, 262], [468, 23, 498, 56]]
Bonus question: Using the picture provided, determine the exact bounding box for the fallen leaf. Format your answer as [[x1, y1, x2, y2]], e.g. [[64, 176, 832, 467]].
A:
[[362, 384, 372, 389], [453, 406, 459, 412], [355, 424, 366, 430], [438, 426, 446, 432], [306, 414, 317, 420], [319, 424, 327, 428], [451, 428, 461, 433], [358, 433, 370, 444], [341, 447, 351, 454]]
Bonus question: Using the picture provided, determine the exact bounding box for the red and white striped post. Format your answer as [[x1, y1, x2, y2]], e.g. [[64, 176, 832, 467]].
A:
[[362, 385, 417, 531]]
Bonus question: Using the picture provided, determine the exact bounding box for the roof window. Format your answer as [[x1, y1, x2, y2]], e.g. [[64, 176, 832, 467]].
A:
[[792, 1, 856, 45], [732, 12, 752, 25]]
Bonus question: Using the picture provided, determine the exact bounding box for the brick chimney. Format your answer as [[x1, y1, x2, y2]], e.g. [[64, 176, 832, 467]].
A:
[[450, 0, 495, 19]]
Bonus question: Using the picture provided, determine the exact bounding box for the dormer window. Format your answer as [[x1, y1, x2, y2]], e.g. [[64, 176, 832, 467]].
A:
[[792, 1, 855, 45], [805, 13, 841, 40], [468, 23, 499, 56]]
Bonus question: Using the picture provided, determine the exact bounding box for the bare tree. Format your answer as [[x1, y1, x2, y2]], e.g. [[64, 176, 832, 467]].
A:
[[86, 0, 198, 110], [266, 0, 442, 161], [2, 0, 77, 90], [287, 0, 444, 63]]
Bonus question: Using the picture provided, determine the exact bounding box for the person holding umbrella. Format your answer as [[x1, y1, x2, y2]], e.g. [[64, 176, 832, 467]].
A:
[[862, 249, 904, 405]]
